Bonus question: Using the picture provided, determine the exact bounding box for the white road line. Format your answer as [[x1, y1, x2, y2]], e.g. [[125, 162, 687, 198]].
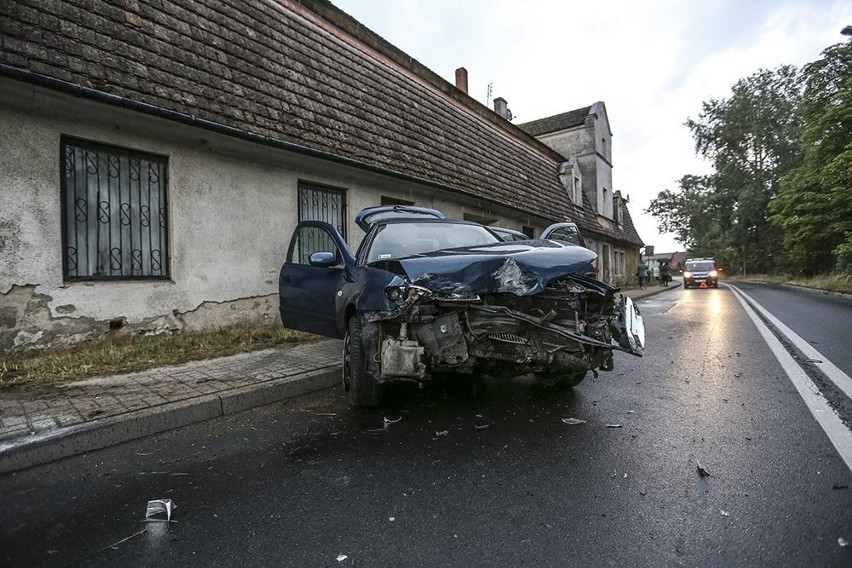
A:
[[727, 284, 852, 473], [727, 284, 852, 400]]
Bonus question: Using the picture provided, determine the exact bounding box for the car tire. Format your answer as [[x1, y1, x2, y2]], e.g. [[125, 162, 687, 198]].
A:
[[343, 315, 381, 408]]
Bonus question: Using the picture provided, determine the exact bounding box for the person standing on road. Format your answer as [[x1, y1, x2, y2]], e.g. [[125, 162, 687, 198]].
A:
[[660, 262, 670, 286], [636, 260, 649, 289]]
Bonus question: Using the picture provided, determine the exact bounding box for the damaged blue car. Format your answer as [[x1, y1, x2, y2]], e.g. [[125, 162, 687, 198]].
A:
[[279, 206, 644, 407]]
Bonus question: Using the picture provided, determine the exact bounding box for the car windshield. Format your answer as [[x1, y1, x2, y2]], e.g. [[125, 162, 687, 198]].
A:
[[365, 221, 500, 263], [686, 261, 714, 271]]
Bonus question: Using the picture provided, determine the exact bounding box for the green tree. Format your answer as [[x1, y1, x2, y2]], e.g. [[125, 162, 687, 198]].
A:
[[770, 42, 852, 275], [648, 66, 804, 274]]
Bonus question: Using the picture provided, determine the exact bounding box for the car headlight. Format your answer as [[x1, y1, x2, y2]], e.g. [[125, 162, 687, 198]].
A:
[[709, 270, 718, 277], [386, 284, 432, 304], [683, 271, 693, 278]]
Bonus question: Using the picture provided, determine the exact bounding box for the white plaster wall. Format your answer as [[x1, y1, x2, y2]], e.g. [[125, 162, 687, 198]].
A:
[[1, 79, 553, 345], [0, 80, 413, 329], [593, 105, 614, 219]]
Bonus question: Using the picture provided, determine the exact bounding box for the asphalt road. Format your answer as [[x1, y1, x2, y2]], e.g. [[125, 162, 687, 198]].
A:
[[727, 281, 852, 376], [2, 284, 851, 567]]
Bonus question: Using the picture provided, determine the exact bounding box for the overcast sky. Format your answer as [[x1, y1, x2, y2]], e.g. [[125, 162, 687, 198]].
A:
[[332, 0, 852, 252]]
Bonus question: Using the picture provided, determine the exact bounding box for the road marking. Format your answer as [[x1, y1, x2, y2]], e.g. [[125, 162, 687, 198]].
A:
[[727, 284, 852, 400], [727, 284, 852, 473]]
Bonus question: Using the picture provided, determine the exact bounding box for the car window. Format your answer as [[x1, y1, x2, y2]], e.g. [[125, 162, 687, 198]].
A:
[[288, 225, 340, 265], [365, 222, 499, 263], [492, 228, 530, 241], [548, 226, 583, 246], [686, 261, 715, 271]]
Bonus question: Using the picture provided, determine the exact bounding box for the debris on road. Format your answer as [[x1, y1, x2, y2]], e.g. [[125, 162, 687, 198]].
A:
[[696, 461, 711, 477], [474, 424, 490, 431], [839, 537, 850, 548], [337, 554, 348, 562], [606, 424, 623, 428], [562, 418, 587, 425], [144, 499, 175, 522], [435, 430, 449, 436], [383, 416, 402, 430]]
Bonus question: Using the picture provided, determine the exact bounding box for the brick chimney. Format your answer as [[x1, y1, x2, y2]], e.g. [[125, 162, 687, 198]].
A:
[[455, 67, 468, 94]]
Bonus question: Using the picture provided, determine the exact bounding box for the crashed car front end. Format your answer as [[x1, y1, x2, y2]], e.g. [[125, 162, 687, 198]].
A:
[[355, 244, 644, 384]]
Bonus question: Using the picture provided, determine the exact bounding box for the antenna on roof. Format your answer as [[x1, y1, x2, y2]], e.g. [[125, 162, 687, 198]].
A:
[[486, 83, 493, 108]]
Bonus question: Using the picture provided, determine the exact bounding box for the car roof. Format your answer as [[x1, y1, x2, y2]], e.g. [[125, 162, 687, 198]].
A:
[[354, 205, 446, 232]]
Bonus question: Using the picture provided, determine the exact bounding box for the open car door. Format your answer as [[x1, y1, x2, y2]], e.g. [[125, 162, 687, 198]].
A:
[[278, 221, 355, 339], [540, 222, 588, 249]]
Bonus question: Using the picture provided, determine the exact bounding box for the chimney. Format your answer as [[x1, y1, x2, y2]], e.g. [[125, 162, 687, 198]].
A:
[[455, 67, 468, 94], [493, 97, 511, 120]]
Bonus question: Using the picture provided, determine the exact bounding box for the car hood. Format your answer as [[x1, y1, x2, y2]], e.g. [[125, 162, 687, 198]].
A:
[[383, 239, 598, 298]]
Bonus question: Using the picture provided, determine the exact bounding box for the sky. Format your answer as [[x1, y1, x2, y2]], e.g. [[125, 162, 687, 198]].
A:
[[331, 0, 852, 252]]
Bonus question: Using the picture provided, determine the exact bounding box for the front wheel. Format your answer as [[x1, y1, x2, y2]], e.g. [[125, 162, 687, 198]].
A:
[[342, 315, 381, 407]]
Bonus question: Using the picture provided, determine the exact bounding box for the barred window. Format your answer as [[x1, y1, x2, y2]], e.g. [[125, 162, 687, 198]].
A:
[[61, 138, 169, 280], [298, 181, 346, 234]]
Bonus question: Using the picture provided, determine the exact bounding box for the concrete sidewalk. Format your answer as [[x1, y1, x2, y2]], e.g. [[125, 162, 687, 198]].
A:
[[0, 281, 679, 473]]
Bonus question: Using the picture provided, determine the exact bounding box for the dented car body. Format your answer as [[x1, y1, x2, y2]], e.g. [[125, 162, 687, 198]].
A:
[[279, 206, 644, 407]]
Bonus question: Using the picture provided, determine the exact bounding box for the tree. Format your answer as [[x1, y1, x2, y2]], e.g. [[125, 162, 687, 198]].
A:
[[648, 66, 804, 274], [770, 42, 852, 275]]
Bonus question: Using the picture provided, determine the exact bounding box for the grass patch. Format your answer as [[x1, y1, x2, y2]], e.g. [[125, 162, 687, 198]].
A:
[[0, 326, 321, 388]]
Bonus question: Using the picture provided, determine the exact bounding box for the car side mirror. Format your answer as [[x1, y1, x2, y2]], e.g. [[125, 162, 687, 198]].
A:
[[308, 251, 336, 268]]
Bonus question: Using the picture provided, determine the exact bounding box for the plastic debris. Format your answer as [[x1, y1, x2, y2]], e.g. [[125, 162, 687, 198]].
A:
[[337, 554, 348, 562], [720, 510, 730, 516], [696, 461, 711, 477], [606, 424, 623, 428], [562, 418, 587, 425], [383, 416, 402, 430], [839, 537, 850, 548], [145, 499, 175, 522], [435, 430, 449, 436]]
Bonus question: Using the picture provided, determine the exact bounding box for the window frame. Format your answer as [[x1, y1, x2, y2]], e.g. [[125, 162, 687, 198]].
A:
[[60, 136, 170, 282]]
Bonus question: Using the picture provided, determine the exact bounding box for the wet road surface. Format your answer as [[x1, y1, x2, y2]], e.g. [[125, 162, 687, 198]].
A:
[[2, 285, 851, 567]]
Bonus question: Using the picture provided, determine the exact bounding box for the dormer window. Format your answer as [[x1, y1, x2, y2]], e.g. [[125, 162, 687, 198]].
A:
[[557, 158, 583, 205]]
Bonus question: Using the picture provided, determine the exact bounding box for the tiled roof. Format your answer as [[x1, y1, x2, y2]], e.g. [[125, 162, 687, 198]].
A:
[[616, 206, 645, 247], [0, 0, 607, 230], [517, 107, 592, 137]]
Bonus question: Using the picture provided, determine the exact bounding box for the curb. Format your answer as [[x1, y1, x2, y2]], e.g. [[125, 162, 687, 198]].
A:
[[0, 366, 340, 474]]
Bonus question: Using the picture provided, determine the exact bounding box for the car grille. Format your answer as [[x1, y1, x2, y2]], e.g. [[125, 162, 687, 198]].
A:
[[488, 333, 529, 345]]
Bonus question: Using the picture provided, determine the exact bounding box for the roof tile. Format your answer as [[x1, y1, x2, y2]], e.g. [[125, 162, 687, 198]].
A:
[[0, 0, 641, 242]]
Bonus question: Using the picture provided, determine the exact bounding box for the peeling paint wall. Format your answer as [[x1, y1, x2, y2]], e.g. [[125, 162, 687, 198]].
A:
[[1, 79, 552, 355]]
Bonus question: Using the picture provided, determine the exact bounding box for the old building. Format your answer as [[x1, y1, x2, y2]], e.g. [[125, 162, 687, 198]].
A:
[[519, 104, 644, 285], [0, 0, 643, 353]]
